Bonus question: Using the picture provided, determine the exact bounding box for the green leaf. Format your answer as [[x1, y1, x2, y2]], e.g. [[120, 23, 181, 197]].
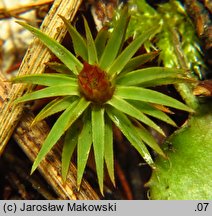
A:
[[16, 21, 83, 74], [77, 110, 92, 188], [99, 7, 129, 71], [59, 15, 88, 61], [106, 106, 155, 168], [135, 121, 166, 157], [64, 97, 90, 131], [107, 96, 165, 135], [122, 51, 159, 73], [128, 100, 177, 126], [141, 77, 196, 88], [95, 27, 110, 60], [33, 96, 77, 124], [107, 27, 158, 76], [12, 74, 77, 86], [31, 99, 79, 174], [14, 85, 79, 104], [83, 17, 98, 64], [31, 98, 90, 173], [117, 67, 193, 87], [92, 106, 105, 194], [148, 102, 212, 199], [115, 86, 193, 112], [45, 62, 73, 75], [104, 115, 115, 185], [62, 122, 80, 181]]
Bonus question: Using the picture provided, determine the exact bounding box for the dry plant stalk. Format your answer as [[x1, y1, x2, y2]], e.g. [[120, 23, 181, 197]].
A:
[[0, 0, 54, 19], [0, 0, 81, 155], [0, 70, 99, 200]]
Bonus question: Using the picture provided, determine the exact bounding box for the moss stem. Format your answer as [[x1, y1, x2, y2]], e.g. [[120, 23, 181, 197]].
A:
[[170, 27, 199, 110]]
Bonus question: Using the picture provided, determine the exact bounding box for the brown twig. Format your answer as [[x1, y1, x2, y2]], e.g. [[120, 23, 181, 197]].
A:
[[0, 0, 54, 19], [115, 160, 133, 200]]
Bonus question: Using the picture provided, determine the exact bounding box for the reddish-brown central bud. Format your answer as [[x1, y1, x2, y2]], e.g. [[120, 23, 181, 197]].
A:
[[78, 62, 114, 104]]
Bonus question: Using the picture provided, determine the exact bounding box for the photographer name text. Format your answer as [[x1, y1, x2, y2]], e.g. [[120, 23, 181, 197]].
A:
[[3, 202, 117, 213]]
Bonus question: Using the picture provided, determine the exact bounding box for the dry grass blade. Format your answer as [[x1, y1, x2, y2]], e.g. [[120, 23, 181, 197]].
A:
[[0, 0, 54, 19], [0, 73, 99, 200], [0, 0, 82, 155]]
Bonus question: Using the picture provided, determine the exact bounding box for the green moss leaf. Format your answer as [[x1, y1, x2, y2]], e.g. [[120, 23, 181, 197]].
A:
[[31, 98, 90, 174], [12, 74, 77, 86], [83, 17, 98, 64], [15, 85, 79, 104], [77, 110, 92, 188], [107, 96, 165, 135], [122, 51, 159, 73], [92, 106, 105, 194], [104, 116, 115, 185], [135, 122, 166, 157], [16, 21, 83, 74], [59, 15, 88, 61], [62, 122, 79, 181], [33, 96, 77, 124], [99, 7, 129, 71], [117, 67, 194, 87], [31, 99, 80, 174], [108, 27, 158, 76], [115, 86, 193, 112], [95, 28, 110, 60], [148, 103, 212, 199], [45, 62, 73, 75], [128, 100, 177, 126], [106, 106, 155, 168]]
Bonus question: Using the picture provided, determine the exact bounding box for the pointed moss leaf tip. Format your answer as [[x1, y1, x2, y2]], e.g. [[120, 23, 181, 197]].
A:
[[16, 20, 83, 74]]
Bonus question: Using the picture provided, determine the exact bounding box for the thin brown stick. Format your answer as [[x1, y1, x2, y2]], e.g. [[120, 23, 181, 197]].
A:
[[0, 0, 54, 19], [0, 0, 81, 155], [115, 160, 133, 200]]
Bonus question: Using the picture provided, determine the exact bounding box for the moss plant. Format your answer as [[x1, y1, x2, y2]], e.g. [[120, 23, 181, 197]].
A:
[[13, 7, 194, 194], [127, 0, 204, 77], [122, 0, 203, 109]]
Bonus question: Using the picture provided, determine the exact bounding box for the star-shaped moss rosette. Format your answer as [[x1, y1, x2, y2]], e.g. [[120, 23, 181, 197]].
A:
[[13, 8, 194, 194]]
